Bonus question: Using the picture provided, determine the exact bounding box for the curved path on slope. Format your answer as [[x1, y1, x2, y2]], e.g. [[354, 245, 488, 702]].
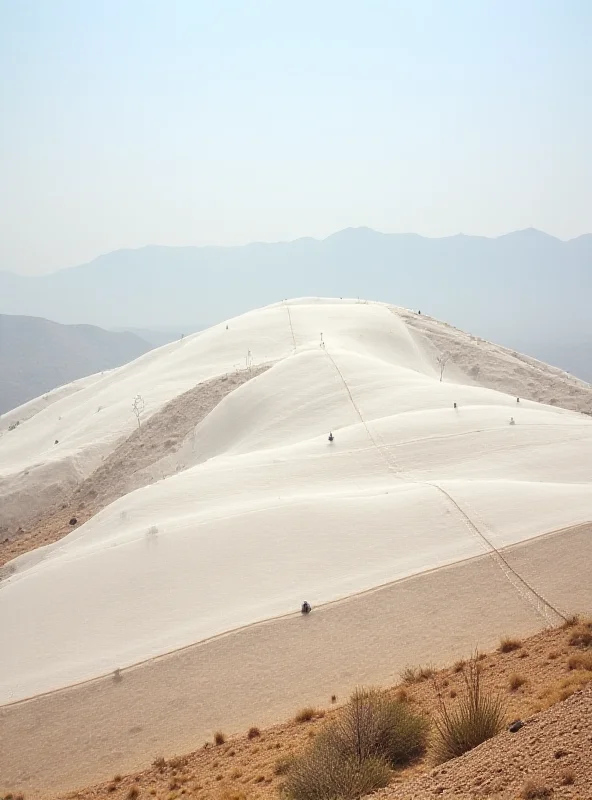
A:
[[3, 300, 591, 704], [0, 523, 590, 798], [322, 343, 566, 628], [2, 300, 592, 798]]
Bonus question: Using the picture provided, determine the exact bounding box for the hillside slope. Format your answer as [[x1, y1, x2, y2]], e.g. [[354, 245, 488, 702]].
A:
[[1, 298, 592, 797], [0, 313, 151, 413], [1, 298, 592, 704]]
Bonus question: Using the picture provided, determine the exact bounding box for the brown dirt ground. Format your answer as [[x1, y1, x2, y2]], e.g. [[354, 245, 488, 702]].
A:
[[44, 619, 592, 800], [0, 367, 269, 568]]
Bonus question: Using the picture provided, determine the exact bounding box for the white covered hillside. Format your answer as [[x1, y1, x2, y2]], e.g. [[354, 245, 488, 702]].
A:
[[1, 298, 592, 705]]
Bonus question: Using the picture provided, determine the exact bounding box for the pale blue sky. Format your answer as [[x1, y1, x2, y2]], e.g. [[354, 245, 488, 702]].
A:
[[1, 0, 591, 274]]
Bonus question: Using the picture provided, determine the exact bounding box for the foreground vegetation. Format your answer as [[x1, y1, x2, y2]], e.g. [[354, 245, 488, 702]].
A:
[[282, 654, 508, 800]]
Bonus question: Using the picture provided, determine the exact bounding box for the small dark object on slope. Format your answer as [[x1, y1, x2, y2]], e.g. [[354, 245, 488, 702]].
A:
[[301, 601, 311, 615], [328, 432, 334, 442], [509, 719, 524, 733], [69, 517, 77, 526]]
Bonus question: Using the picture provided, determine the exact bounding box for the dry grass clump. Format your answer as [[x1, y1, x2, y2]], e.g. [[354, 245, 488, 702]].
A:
[[562, 614, 579, 628], [567, 651, 592, 671], [394, 687, 409, 703], [283, 688, 428, 800], [330, 688, 429, 767], [537, 669, 592, 710], [560, 768, 576, 786], [568, 618, 592, 648], [401, 665, 435, 684], [498, 636, 522, 653], [127, 788, 140, 800], [274, 756, 295, 776], [214, 731, 226, 746], [152, 756, 166, 771], [508, 673, 528, 691], [294, 707, 317, 723], [547, 650, 560, 660], [284, 745, 390, 800], [520, 778, 553, 798], [247, 727, 261, 740], [432, 658, 506, 763], [218, 791, 249, 800]]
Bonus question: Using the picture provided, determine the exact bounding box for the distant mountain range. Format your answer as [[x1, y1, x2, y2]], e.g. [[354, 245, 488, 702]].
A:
[[0, 315, 155, 414], [1, 228, 591, 381]]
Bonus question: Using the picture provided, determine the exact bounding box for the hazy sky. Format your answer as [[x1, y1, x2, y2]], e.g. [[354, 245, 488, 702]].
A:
[[1, 0, 591, 275]]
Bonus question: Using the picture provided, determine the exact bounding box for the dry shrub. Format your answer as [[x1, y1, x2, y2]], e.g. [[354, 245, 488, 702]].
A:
[[453, 659, 465, 673], [567, 652, 592, 671], [432, 658, 506, 763], [520, 778, 552, 798], [547, 650, 559, 660], [214, 731, 226, 746], [568, 619, 592, 648], [247, 727, 261, 740], [508, 673, 528, 691], [328, 688, 428, 767], [498, 636, 522, 653], [401, 665, 435, 684], [394, 687, 409, 703], [560, 769, 575, 786], [217, 791, 250, 800], [284, 688, 428, 800], [127, 788, 140, 800], [284, 738, 390, 800], [274, 755, 295, 776], [295, 707, 317, 723], [538, 669, 592, 709], [562, 614, 579, 628]]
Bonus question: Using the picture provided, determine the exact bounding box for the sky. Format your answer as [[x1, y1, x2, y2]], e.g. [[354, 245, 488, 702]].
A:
[[1, 0, 591, 275]]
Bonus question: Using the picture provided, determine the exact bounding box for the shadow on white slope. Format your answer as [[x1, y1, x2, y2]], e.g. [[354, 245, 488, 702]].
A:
[[1, 298, 592, 704]]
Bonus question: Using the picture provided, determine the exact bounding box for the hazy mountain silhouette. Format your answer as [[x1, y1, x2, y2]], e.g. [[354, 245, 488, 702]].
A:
[[0, 315, 152, 414], [1, 228, 591, 378]]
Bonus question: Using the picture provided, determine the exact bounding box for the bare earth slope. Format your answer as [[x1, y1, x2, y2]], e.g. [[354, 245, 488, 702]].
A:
[[11, 618, 587, 800], [1, 524, 590, 797], [383, 686, 592, 799], [398, 308, 592, 414]]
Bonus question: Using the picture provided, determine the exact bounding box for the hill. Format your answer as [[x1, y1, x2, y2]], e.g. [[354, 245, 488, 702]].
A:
[[0, 298, 591, 796], [2, 229, 592, 379], [0, 314, 152, 414]]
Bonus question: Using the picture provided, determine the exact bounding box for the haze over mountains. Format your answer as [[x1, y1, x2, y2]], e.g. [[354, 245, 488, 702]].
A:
[[2, 228, 591, 376], [0, 315, 153, 414]]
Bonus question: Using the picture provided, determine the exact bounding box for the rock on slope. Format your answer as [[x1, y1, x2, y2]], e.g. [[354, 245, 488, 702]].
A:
[[1, 298, 592, 705], [381, 685, 592, 799]]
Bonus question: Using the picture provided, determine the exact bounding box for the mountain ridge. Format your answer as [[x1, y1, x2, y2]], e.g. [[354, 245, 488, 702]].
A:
[[0, 314, 152, 414], [1, 229, 592, 368]]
